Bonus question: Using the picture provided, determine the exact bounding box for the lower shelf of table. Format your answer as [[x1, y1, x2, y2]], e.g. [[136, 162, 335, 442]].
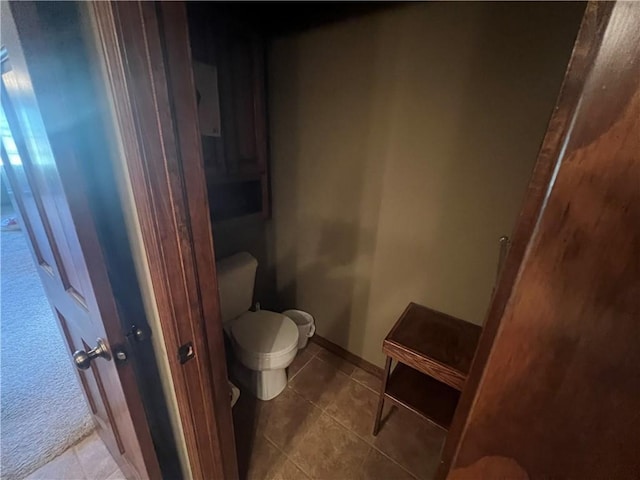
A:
[[384, 363, 461, 430]]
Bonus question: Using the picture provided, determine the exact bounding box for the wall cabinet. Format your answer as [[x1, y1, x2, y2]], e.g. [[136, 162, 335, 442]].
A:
[[187, 6, 269, 221]]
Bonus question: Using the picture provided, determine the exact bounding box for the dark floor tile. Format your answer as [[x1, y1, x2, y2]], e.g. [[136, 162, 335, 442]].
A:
[[258, 387, 322, 452], [351, 367, 382, 393], [233, 389, 266, 470], [325, 378, 378, 442], [373, 406, 445, 480], [244, 435, 286, 480], [316, 348, 357, 375], [358, 448, 416, 480], [272, 459, 310, 480], [303, 341, 322, 356], [289, 413, 370, 480], [289, 357, 351, 409]]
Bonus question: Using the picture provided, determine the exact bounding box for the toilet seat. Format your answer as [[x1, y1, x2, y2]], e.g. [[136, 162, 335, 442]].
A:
[[230, 310, 299, 370]]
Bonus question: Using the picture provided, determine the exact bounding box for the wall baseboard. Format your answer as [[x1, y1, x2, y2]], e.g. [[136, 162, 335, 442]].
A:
[[311, 335, 384, 378]]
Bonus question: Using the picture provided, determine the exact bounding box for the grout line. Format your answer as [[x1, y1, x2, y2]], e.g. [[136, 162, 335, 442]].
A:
[[358, 444, 373, 475], [281, 344, 421, 479], [74, 432, 122, 480], [262, 426, 313, 479], [287, 345, 322, 382], [72, 446, 90, 480], [102, 467, 120, 480], [311, 353, 353, 380], [261, 401, 420, 478], [349, 375, 380, 394], [368, 443, 421, 480], [313, 345, 377, 390], [321, 401, 421, 480], [356, 445, 373, 476], [261, 435, 299, 475], [328, 410, 420, 480], [323, 409, 362, 435], [317, 411, 419, 480]]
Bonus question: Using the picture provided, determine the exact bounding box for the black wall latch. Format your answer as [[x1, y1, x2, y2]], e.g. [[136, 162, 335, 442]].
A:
[[178, 342, 195, 364], [126, 325, 148, 342]]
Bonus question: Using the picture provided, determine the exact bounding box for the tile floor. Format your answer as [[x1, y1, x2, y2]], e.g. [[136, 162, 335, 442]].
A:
[[25, 342, 446, 480], [23, 432, 125, 480], [233, 341, 446, 480]]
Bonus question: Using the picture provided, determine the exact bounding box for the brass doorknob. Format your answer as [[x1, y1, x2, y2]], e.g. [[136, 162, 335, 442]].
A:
[[73, 338, 111, 370]]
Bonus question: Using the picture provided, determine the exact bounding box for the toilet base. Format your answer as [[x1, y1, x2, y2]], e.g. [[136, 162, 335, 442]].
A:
[[233, 362, 288, 401]]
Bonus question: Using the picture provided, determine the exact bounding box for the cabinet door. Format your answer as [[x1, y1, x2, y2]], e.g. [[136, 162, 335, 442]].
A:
[[218, 31, 267, 178], [188, 9, 267, 181], [187, 7, 270, 220]]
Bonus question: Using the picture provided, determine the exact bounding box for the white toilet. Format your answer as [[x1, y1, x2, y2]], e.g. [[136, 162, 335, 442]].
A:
[[216, 252, 299, 401]]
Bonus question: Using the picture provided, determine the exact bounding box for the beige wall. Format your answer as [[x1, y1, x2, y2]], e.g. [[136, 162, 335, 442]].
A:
[[269, 2, 584, 366]]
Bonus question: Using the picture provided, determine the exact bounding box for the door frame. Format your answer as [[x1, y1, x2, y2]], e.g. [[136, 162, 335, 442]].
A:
[[85, 2, 238, 479], [78, 1, 613, 479]]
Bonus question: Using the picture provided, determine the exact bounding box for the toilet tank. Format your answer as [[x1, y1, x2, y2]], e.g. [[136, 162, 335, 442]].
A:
[[216, 252, 258, 323]]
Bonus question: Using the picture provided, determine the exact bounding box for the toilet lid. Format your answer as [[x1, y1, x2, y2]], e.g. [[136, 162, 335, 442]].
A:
[[231, 310, 299, 356]]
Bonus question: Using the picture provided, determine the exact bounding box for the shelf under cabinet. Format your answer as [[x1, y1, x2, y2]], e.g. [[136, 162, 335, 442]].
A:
[[384, 363, 460, 431]]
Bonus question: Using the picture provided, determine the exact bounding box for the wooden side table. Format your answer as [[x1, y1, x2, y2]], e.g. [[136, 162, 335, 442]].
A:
[[373, 302, 482, 434]]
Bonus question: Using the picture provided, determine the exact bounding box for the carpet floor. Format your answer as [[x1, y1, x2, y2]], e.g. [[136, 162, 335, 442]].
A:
[[1, 222, 94, 479]]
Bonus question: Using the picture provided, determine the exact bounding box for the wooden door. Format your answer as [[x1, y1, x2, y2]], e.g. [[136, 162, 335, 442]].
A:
[[440, 2, 640, 478], [0, 3, 160, 479], [87, 2, 239, 479]]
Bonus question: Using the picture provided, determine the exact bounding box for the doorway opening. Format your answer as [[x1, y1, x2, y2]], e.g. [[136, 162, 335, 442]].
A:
[[180, 2, 586, 479], [0, 116, 123, 480]]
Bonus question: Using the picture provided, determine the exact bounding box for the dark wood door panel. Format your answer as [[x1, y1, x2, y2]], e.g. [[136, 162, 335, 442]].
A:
[[444, 2, 640, 478]]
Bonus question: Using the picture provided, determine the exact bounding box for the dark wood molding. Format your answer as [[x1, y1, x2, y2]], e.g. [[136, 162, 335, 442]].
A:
[[86, 2, 238, 479], [440, 1, 638, 478], [311, 335, 384, 378], [156, 3, 239, 479]]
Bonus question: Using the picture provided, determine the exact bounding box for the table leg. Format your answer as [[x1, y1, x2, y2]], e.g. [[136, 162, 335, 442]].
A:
[[373, 356, 392, 436]]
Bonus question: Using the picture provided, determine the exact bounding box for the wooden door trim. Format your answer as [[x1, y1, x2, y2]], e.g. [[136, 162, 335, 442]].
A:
[[86, 2, 238, 479], [436, 2, 614, 477]]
